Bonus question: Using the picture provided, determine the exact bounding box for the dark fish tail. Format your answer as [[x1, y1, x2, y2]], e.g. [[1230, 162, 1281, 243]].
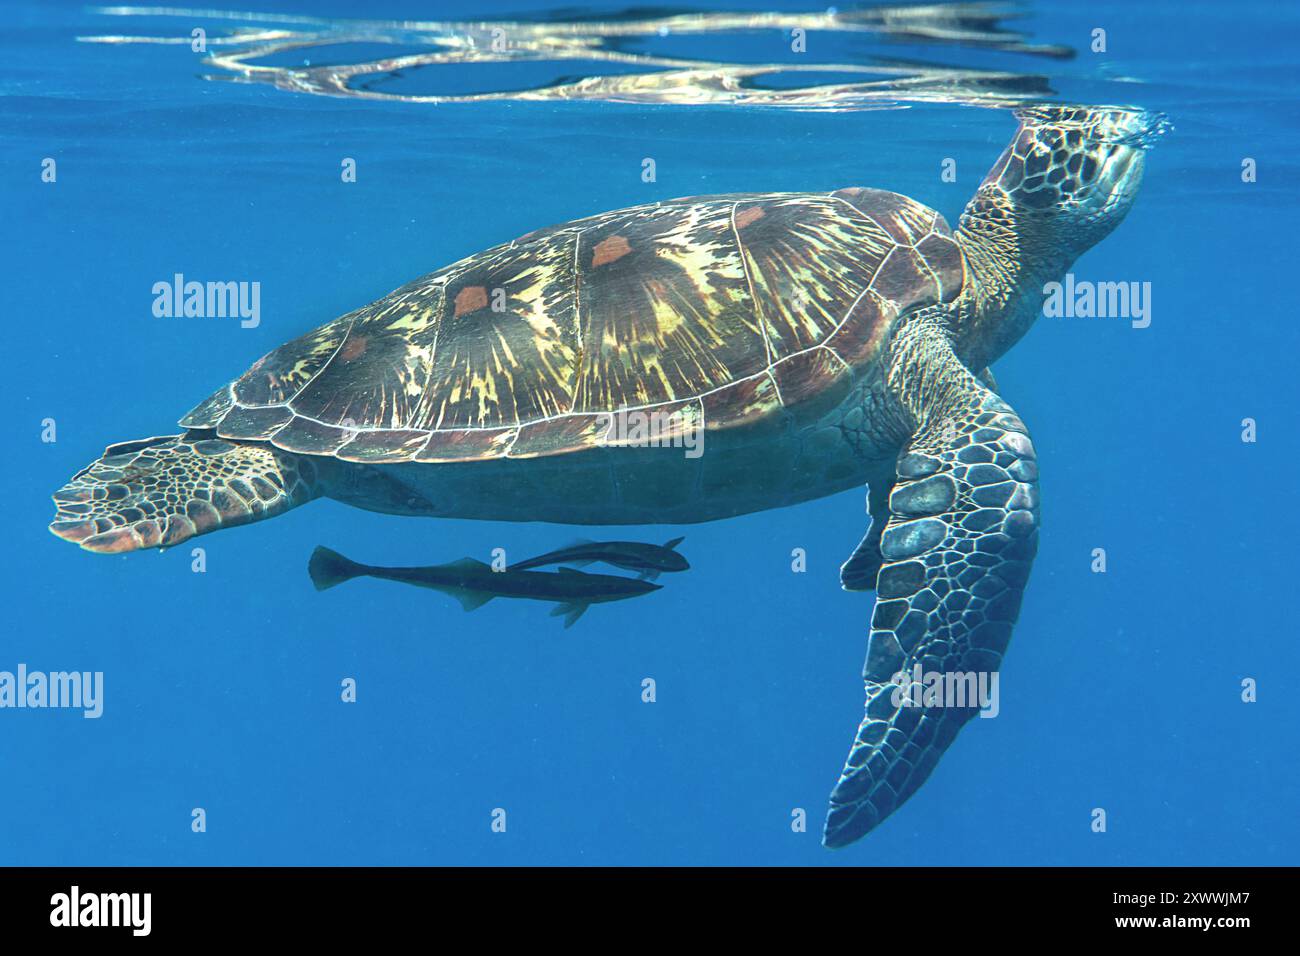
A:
[[308, 546, 367, 591]]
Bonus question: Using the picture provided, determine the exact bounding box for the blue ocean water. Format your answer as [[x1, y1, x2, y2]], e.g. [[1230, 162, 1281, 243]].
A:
[[2, 0, 1297, 866]]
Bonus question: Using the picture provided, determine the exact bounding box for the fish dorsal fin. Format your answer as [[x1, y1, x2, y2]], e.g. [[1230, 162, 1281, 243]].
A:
[[557, 566, 583, 576], [443, 557, 491, 573], [663, 536, 685, 550]]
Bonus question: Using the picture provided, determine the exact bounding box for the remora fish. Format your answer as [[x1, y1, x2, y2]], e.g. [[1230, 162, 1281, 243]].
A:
[[308, 546, 661, 627], [508, 536, 689, 580]]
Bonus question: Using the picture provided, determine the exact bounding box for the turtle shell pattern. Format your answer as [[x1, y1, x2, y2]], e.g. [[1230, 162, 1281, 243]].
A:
[[180, 188, 964, 464]]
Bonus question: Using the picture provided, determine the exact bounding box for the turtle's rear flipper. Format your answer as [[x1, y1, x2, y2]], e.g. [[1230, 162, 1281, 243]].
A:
[[839, 477, 893, 592], [49, 432, 322, 554], [839, 524, 883, 592]]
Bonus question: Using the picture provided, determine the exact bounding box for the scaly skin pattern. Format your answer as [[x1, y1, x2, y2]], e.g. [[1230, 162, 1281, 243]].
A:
[[956, 106, 1150, 370], [823, 307, 1040, 847], [49, 435, 323, 553]]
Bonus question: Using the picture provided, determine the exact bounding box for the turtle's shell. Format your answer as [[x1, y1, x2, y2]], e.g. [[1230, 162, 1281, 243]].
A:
[[180, 188, 963, 464]]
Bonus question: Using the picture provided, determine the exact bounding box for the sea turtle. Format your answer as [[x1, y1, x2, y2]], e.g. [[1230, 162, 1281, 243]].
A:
[[50, 105, 1155, 848]]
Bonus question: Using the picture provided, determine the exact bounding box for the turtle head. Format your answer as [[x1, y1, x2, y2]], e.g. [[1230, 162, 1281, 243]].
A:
[[955, 105, 1167, 365], [978, 106, 1159, 247]]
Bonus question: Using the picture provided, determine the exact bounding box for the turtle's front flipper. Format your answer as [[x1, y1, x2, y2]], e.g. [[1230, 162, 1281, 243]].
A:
[[823, 322, 1040, 848], [49, 432, 323, 553]]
